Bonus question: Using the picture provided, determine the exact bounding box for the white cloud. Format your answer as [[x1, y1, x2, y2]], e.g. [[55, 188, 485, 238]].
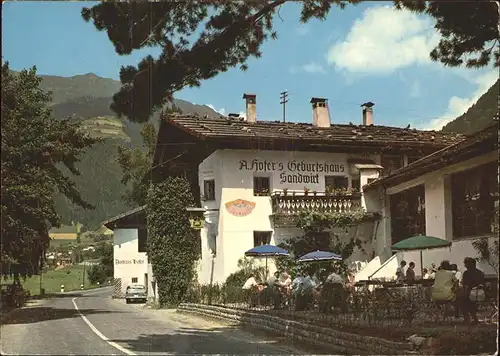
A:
[[327, 5, 439, 74], [206, 104, 226, 115], [302, 62, 326, 74], [296, 25, 309, 36], [424, 70, 498, 130], [207, 104, 247, 119], [409, 81, 421, 98], [289, 61, 326, 74]]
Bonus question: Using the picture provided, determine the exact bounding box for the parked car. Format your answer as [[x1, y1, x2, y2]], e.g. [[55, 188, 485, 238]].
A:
[[125, 284, 147, 304]]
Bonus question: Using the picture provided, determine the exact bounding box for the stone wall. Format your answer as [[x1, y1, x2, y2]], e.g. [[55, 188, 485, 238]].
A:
[[178, 303, 415, 355]]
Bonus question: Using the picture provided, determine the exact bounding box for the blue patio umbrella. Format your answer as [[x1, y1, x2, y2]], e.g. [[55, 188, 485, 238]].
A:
[[297, 250, 343, 263], [245, 244, 290, 279]]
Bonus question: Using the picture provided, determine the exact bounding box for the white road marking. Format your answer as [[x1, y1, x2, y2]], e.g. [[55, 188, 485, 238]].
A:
[[71, 297, 136, 356]]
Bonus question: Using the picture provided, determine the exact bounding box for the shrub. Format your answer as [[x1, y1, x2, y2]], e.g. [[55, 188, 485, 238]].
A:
[[87, 264, 107, 285]]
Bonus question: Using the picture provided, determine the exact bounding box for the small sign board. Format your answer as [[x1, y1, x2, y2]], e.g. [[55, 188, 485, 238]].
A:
[[189, 218, 205, 230]]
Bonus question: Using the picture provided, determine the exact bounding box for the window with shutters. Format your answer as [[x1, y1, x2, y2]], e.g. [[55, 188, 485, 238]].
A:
[[325, 176, 349, 191], [253, 231, 272, 247], [351, 176, 361, 191], [253, 176, 270, 196], [451, 162, 498, 239], [381, 155, 404, 177], [138, 228, 147, 252], [203, 179, 215, 201], [390, 184, 426, 245]]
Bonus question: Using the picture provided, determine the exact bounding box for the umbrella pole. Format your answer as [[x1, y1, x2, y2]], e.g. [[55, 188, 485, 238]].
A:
[[420, 250, 424, 278], [265, 257, 268, 281]]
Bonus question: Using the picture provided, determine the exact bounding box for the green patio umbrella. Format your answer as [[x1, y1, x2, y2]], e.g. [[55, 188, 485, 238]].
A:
[[391, 235, 451, 277]]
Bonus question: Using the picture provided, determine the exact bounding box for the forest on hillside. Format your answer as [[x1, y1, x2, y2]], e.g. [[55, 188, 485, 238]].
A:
[[442, 79, 499, 135]]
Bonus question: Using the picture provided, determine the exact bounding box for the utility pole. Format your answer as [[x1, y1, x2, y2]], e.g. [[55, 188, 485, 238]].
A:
[[495, 1, 499, 210], [280, 90, 288, 123]]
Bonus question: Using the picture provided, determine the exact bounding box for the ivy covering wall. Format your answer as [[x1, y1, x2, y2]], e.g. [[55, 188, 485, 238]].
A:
[[276, 209, 377, 278], [146, 177, 200, 306]]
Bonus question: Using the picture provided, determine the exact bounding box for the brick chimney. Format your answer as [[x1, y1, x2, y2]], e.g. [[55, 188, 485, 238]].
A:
[[361, 102, 374, 126], [310, 97, 330, 128], [243, 93, 256, 123]]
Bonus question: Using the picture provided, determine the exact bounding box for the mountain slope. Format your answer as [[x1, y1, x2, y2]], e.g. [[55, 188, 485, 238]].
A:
[[37, 73, 219, 230], [442, 79, 499, 134], [40, 73, 121, 104]]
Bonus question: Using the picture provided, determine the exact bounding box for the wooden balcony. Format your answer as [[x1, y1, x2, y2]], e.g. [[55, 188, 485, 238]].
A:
[[271, 192, 362, 227]]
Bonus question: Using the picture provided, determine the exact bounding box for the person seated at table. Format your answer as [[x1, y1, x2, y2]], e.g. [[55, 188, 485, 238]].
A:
[[422, 268, 430, 280], [406, 262, 416, 285], [450, 264, 462, 285], [325, 270, 344, 285], [291, 273, 313, 311], [242, 273, 262, 307], [320, 271, 346, 312], [456, 257, 485, 324], [305, 272, 322, 302], [264, 271, 280, 307], [292, 274, 305, 292], [242, 274, 258, 290], [396, 260, 407, 283], [346, 271, 356, 292], [431, 260, 457, 302], [274, 271, 292, 305], [429, 263, 437, 278]]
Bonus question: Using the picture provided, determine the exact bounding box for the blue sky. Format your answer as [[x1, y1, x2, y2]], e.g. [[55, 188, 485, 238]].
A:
[[2, 1, 497, 130]]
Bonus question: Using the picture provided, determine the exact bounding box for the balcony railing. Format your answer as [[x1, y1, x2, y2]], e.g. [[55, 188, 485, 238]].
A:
[[271, 191, 362, 216]]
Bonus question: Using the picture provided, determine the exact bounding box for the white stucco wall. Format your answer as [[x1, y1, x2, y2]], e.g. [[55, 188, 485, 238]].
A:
[[364, 152, 499, 280], [196, 149, 385, 284], [113, 228, 148, 295]]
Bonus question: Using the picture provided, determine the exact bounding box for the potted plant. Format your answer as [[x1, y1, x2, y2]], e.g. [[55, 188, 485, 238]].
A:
[[325, 186, 333, 196], [283, 188, 288, 196], [313, 190, 317, 196], [304, 187, 310, 196]]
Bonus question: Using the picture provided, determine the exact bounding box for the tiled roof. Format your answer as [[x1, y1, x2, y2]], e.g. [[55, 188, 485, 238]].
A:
[[165, 115, 464, 148], [103, 206, 146, 229], [364, 122, 498, 190]]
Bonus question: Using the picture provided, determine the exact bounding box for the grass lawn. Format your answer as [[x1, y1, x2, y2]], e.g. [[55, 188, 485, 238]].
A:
[[2, 265, 98, 296]]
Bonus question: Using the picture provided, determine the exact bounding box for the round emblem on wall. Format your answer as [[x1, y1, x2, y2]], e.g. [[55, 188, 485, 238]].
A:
[[225, 199, 256, 217]]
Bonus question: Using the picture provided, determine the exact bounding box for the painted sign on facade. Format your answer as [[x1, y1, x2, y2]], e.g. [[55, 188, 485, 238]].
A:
[[115, 259, 145, 265], [238, 159, 345, 184], [225, 199, 256, 217], [189, 217, 205, 230]]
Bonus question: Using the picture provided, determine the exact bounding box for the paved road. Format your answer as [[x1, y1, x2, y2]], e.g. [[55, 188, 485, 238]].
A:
[[1, 287, 306, 355]]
